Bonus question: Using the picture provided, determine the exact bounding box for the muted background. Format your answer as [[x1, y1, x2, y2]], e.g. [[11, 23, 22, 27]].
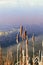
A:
[[0, 0, 43, 26]]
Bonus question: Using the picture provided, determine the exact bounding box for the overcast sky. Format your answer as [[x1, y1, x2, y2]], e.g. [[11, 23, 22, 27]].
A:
[[0, 0, 43, 26]]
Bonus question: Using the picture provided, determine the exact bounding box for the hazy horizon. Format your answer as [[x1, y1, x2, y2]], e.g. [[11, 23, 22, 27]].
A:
[[0, 0, 43, 27]]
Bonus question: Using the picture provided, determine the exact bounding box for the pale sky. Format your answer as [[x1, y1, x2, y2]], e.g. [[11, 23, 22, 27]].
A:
[[0, 0, 43, 26], [0, 0, 43, 8]]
